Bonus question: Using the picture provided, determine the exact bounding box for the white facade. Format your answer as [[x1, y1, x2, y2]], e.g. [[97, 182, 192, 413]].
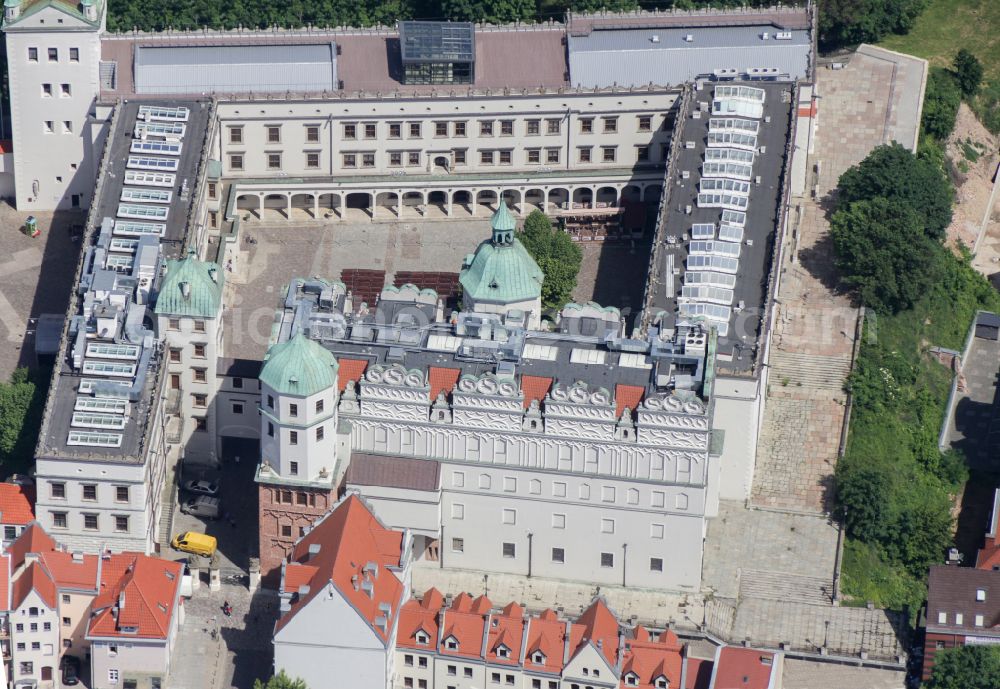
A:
[[9, 588, 58, 687], [3, 0, 104, 210], [260, 381, 339, 483]]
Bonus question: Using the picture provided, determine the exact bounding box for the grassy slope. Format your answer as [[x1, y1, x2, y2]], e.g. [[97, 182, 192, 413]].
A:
[[878, 0, 1000, 80]]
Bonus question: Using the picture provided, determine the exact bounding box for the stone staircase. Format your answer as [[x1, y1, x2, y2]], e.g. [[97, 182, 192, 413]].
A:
[[739, 569, 834, 607], [768, 351, 853, 392]]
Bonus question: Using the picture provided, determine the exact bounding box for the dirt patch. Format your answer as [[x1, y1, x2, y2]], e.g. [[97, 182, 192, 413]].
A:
[[945, 103, 999, 252]]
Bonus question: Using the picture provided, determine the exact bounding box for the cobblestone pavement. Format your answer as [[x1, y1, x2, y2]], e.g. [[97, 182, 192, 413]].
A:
[[0, 203, 86, 380], [751, 48, 928, 513], [411, 565, 705, 631], [702, 501, 838, 600], [782, 658, 905, 689], [169, 583, 276, 689]]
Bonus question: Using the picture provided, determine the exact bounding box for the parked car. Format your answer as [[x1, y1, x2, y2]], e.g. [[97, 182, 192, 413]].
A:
[[183, 479, 219, 496], [61, 655, 81, 686], [181, 495, 221, 520], [170, 531, 217, 558]]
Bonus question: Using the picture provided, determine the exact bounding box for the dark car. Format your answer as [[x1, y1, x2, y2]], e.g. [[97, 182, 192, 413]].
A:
[[61, 655, 81, 686], [183, 479, 220, 496]]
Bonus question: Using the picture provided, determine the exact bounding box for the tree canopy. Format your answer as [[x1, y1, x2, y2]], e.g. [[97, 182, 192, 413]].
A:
[[0, 368, 46, 475], [922, 67, 962, 140], [830, 197, 943, 314], [835, 142, 953, 240], [953, 49, 984, 98], [519, 210, 583, 312], [254, 672, 308, 689], [818, 0, 928, 49], [927, 645, 1000, 689]]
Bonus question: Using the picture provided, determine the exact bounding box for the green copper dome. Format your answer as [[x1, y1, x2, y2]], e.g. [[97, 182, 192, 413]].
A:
[[460, 203, 544, 304], [154, 252, 224, 318], [260, 333, 338, 397]]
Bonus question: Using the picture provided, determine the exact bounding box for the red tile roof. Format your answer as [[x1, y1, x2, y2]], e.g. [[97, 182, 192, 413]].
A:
[[486, 602, 526, 666], [615, 384, 645, 419], [38, 551, 99, 592], [87, 554, 183, 640], [0, 484, 35, 526], [622, 627, 683, 689], [978, 537, 1000, 571], [524, 608, 568, 674], [576, 598, 621, 666], [8, 523, 55, 569], [275, 495, 405, 641], [712, 647, 777, 689], [440, 605, 488, 659], [520, 375, 553, 409], [337, 358, 369, 391], [281, 563, 318, 594], [428, 367, 461, 401], [397, 588, 443, 650], [12, 561, 56, 610], [684, 657, 714, 689]]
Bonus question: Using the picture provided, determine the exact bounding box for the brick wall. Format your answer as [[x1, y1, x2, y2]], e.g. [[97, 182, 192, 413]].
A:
[[923, 632, 962, 681], [257, 483, 336, 586]]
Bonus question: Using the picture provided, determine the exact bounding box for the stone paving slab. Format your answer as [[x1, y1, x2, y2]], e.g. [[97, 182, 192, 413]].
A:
[[782, 658, 906, 689]]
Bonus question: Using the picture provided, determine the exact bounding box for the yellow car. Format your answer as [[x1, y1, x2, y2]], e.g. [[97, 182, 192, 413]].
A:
[[170, 531, 217, 558]]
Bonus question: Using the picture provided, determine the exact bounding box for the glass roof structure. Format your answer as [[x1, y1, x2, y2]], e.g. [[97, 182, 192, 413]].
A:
[[400, 21, 475, 63]]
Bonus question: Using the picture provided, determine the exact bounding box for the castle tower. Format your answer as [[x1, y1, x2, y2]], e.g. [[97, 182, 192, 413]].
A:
[[256, 333, 341, 583], [458, 200, 545, 328], [3, 0, 105, 210]]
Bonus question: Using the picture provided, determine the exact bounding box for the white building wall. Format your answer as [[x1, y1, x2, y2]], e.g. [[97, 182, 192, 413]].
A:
[[348, 485, 441, 538], [89, 638, 168, 689], [9, 590, 59, 686], [215, 375, 261, 442], [4, 5, 103, 210], [260, 382, 339, 481], [711, 375, 762, 503], [274, 586, 388, 689]]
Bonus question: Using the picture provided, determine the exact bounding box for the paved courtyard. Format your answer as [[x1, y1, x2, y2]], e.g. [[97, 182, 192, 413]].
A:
[[782, 658, 905, 689], [0, 203, 85, 380]]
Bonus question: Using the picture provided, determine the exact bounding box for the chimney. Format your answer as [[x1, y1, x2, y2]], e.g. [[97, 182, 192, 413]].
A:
[[118, 591, 126, 610]]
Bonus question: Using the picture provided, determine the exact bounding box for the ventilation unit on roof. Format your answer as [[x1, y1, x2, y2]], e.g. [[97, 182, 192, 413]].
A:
[[651, 34, 660, 43], [775, 32, 793, 40], [684, 34, 694, 42]]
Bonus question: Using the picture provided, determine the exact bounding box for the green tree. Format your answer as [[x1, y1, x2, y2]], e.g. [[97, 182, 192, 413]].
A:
[[953, 49, 984, 98], [818, 0, 928, 49], [436, 0, 536, 24], [830, 198, 943, 314], [837, 463, 895, 543], [927, 645, 1000, 689], [0, 368, 46, 474], [254, 671, 308, 689], [922, 67, 962, 140], [519, 209, 583, 311], [836, 142, 953, 240]]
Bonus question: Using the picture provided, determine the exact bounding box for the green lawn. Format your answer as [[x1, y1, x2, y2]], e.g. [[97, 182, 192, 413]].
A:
[[878, 0, 1000, 80]]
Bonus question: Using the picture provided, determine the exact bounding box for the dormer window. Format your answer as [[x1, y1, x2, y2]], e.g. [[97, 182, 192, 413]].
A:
[[415, 630, 429, 645], [445, 636, 459, 651], [655, 677, 668, 689], [625, 673, 639, 686], [977, 588, 987, 602], [496, 644, 510, 659], [531, 651, 545, 664]]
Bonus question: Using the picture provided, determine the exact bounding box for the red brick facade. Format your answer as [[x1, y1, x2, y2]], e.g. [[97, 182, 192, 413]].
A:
[[922, 632, 964, 681], [257, 482, 336, 586]]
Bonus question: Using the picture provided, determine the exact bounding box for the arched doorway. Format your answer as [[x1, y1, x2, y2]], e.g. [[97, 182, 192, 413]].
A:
[[289, 192, 315, 217], [643, 184, 663, 203], [428, 191, 447, 214], [621, 185, 642, 203], [476, 189, 498, 213], [547, 188, 569, 211], [523, 188, 544, 212], [433, 155, 450, 173], [345, 192, 372, 218], [572, 188, 593, 208], [317, 193, 341, 218], [596, 186, 618, 207]]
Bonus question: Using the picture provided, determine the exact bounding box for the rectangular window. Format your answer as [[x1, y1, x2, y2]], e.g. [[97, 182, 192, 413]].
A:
[[83, 514, 98, 531], [389, 123, 402, 139], [552, 547, 565, 563], [229, 127, 243, 144], [499, 150, 512, 165], [638, 115, 652, 132], [193, 394, 207, 408], [552, 513, 566, 529], [408, 151, 420, 166], [316, 426, 324, 441], [601, 519, 615, 534], [28, 47, 38, 62], [602, 146, 617, 163], [637, 146, 650, 162], [452, 537, 464, 553], [500, 120, 514, 136], [480, 150, 494, 165], [48, 47, 58, 61], [267, 422, 274, 438], [296, 492, 308, 506], [454, 121, 467, 137], [289, 461, 299, 476], [83, 484, 97, 501], [404, 655, 413, 667], [526, 119, 540, 135], [451, 503, 464, 520], [389, 152, 402, 167], [580, 118, 594, 133], [4, 526, 16, 540], [232, 403, 244, 415], [343, 153, 357, 168], [435, 122, 449, 137], [603, 117, 618, 133], [114, 516, 129, 533], [305, 126, 320, 142], [343, 123, 357, 140], [267, 152, 282, 170], [51, 482, 66, 499], [116, 486, 129, 502], [479, 120, 493, 136], [409, 122, 421, 138], [195, 417, 207, 431], [63, 121, 73, 134], [42, 83, 52, 97], [208, 182, 217, 199], [650, 557, 663, 572], [527, 149, 541, 164], [63, 617, 71, 627], [289, 403, 298, 417], [601, 552, 614, 568], [52, 512, 67, 529], [306, 152, 320, 169], [289, 430, 298, 445], [193, 368, 207, 383], [364, 123, 377, 139], [232, 377, 243, 389], [44, 120, 53, 133], [502, 508, 516, 525], [502, 542, 516, 558], [546, 149, 560, 164], [229, 154, 244, 171], [546, 118, 561, 135], [453, 149, 466, 165], [362, 153, 375, 168]]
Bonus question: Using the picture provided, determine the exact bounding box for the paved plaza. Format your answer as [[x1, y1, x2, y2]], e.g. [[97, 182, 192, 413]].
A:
[[782, 658, 905, 689]]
